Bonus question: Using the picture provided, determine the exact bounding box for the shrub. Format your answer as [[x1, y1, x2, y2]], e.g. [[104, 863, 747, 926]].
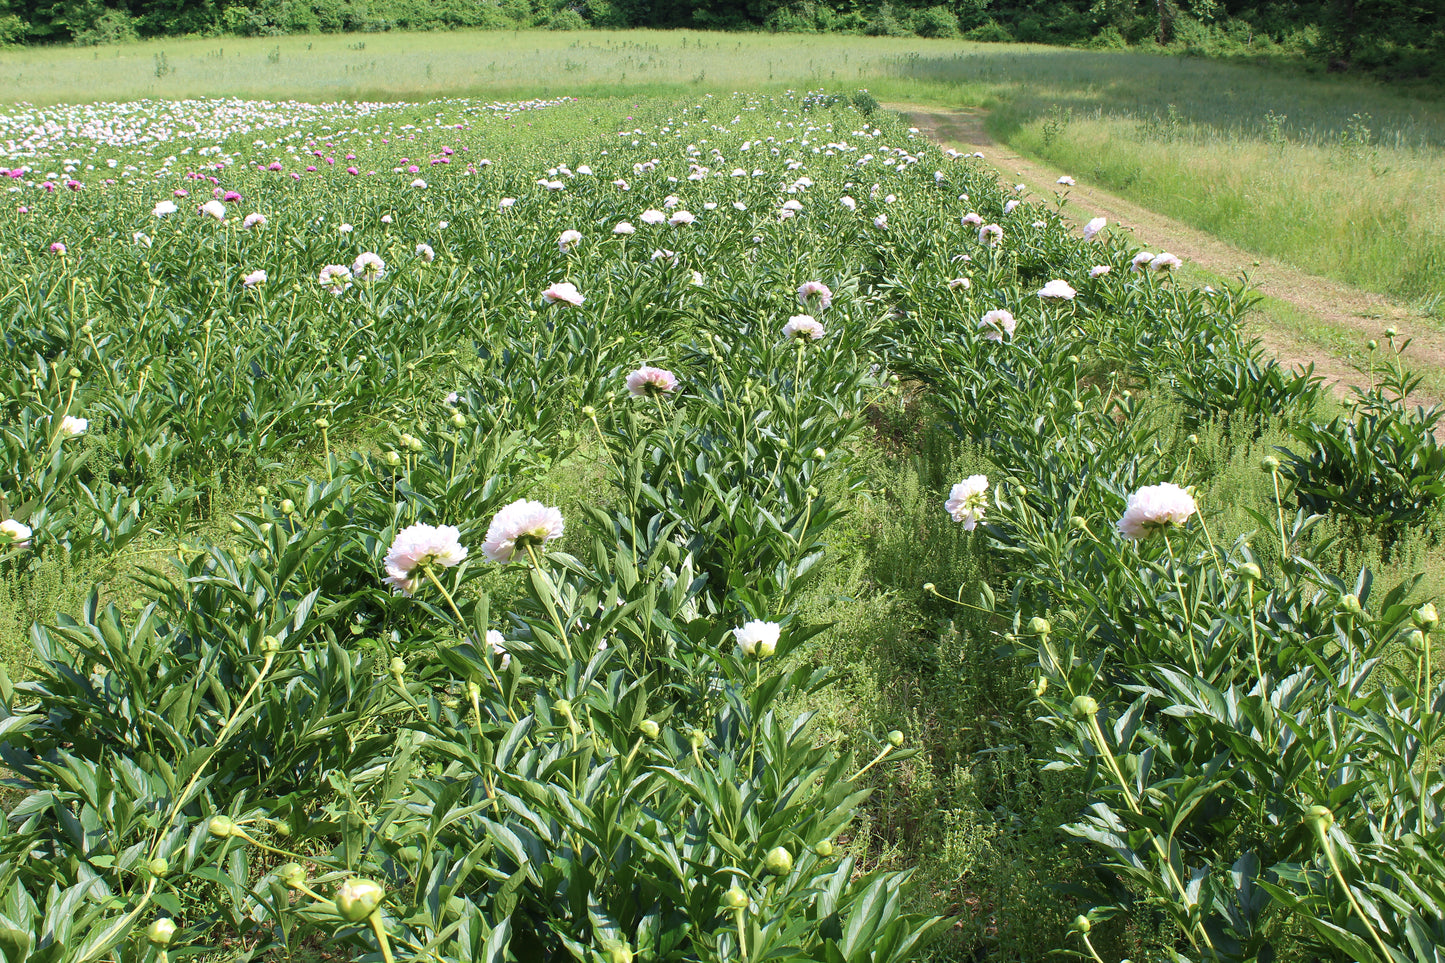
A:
[[548, 6, 588, 29], [913, 5, 960, 38], [964, 18, 1013, 42]]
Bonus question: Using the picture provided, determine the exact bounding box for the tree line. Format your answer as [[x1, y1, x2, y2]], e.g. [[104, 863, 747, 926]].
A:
[[2, 0, 1442, 80]]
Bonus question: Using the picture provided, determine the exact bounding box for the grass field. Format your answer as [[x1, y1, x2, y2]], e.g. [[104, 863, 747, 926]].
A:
[[3, 30, 1442, 316]]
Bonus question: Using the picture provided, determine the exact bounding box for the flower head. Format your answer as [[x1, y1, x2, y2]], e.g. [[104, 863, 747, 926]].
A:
[[0, 519, 33, 548], [1116, 483, 1197, 539], [640, 209, 666, 225], [979, 309, 1016, 342], [60, 415, 87, 436], [978, 223, 1003, 247], [481, 499, 565, 563], [558, 229, 583, 253], [626, 366, 678, 398], [486, 629, 513, 669], [1089, 265, 1112, 278], [352, 252, 386, 282], [541, 281, 584, 306], [1057, 175, 1076, 186], [242, 212, 267, 229], [734, 620, 780, 658], [613, 221, 636, 235], [1082, 216, 1106, 241], [199, 200, 226, 221], [668, 211, 695, 226], [797, 280, 832, 311], [415, 242, 435, 262], [318, 264, 352, 295], [946, 475, 989, 530], [1038, 279, 1076, 300], [948, 277, 971, 291], [153, 199, 178, 217], [243, 269, 267, 288], [384, 523, 467, 594], [782, 315, 825, 340], [1150, 252, 1182, 272], [1130, 251, 1155, 272]]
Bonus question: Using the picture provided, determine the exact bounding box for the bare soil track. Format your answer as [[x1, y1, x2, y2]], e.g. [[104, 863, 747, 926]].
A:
[[896, 105, 1445, 410]]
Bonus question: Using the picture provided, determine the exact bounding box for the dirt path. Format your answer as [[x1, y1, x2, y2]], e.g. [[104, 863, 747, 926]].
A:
[[895, 105, 1445, 406]]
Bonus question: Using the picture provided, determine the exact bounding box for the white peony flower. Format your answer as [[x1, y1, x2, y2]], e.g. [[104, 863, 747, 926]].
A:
[[384, 523, 468, 594], [733, 619, 780, 658], [945, 475, 989, 530], [1038, 280, 1077, 300], [782, 315, 825, 340], [481, 499, 565, 563], [1116, 483, 1197, 539]]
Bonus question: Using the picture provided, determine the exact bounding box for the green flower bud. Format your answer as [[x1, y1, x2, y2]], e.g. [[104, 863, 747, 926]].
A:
[[146, 918, 177, 947], [207, 815, 235, 838], [724, 885, 750, 909], [1407, 628, 1427, 650], [553, 699, 574, 719], [813, 447, 826, 459], [1414, 603, 1438, 632], [1304, 805, 1334, 832], [607, 942, 634, 963], [689, 729, 707, 750], [582, 405, 596, 417], [1069, 516, 1089, 531], [1070, 695, 1099, 719], [1238, 562, 1262, 582], [1031, 676, 1049, 698], [261, 635, 280, 654], [147, 857, 169, 877], [1260, 455, 1280, 473], [1367, 339, 1378, 351], [314, 417, 330, 429], [1070, 915, 1091, 935], [639, 719, 660, 740], [334, 878, 385, 923], [278, 862, 307, 888], [1338, 594, 1362, 617], [390, 657, 406, 678], [451, 412, 466, 428], [1028, 616, 1051, 637], [887, 730, 905, 748], [1187, 434, 1199, 446], [280, 499, 295, 514], [764, 846, 793, 876], [385, 450, 402, 466], [255, 486, 269, 498], [1385, 327, 1398, 339], [813, 839, 834, 857], [922, 582, 936, 593]]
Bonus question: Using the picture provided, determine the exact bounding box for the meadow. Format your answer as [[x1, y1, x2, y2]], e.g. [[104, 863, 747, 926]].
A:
[[3, 29, 1443, 317], [0, 75, 1443, 963]]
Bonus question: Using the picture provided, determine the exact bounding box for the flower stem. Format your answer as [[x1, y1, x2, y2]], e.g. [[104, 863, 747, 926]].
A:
[[369, 910, 397, 963], [1163, 533, 1200, 674], [1317, 823, 1392, 963], [423, 566, 516, 724]]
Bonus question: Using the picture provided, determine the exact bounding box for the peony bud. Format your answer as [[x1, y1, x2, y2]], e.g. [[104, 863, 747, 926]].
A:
[[1070, 695, 1099, 719], [280, 499, 295, 514], [278, 862, 307, 888], [261, 635, 280, 654], [255, 486, 269, 498], [1070, 915, 1091, 935], [1304, 805, 1334, 832], [1414, 603, 1438, 632], [314, 417, 330, 429], [764, 846, 793, 876], [1338, 594, 1362, 617], [147, 857, 169, 877], [390, 657, 405, 678], [813, 447, 826, 459], [385, 451, 401, 466], [813, 839, 834, 857], [207, 815, 235, 838], [1028, 616, 1051, 637], [335, 878, 385, 922], [146, 918, 177, 946], [607, 943, 634, 963], [639, 719, 660, 740], [1238, 562, 1262, 583], [1260, 455, 1280, 473], [724, 885, 750, 909], [887, 730, 904, 747]]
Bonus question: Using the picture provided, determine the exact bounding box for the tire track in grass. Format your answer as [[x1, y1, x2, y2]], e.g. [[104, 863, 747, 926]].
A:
[[895, 104, 1445, 412]]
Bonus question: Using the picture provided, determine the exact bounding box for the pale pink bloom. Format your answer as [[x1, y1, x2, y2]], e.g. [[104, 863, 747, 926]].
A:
[[840, 195, 856, 210], [650, 249, 677, 263], [781, 199, 803, 212], [541, 281, 584, 306], [1083, 216, 1106, 241], [381, 214, 394, 224], [411, 178, 427, 188], [0, 519, 33, 549], [1090, 265, 1112, 278], [339, 223, 353, 234], [1117, 483, 1197, 539], [978, 224, 1003, 247], [797, 281, 832, 311], [352, 252, 385, 282], [199, 200, 225, 220], [1150, 252, 1182, 272], [979, 309, 1016, 342], [613, 221, 636, 235], [499, 197, 516, 209], [59, 415, 88, 436], [640, 209, 666, 225], [663, 195, 680, 209], [783, 315, 825, 340], [1131, 251, 1155, 272], [318, 264, 352, 295], [1003, 200, 1020, 214], [1057, 175, 1076, 186], [626, 365, 678, 398], [734, 620, 780, 658], [242, 212, 267, 229], [558, 229, 583, 253], [945, 475, 989, 530], [486, 629, 513, 669], [948, 277, 971, 291], [415, 243, 435, 262], [242, 269, 267, 288], [384, 522, 468, 594], [612, 178, 630, 189], [873, 214, 888, 229], [481, 499, 565, 563], [778, 209, 795, 221], [153, 199, 178, 217], [668, 211, 695, 226], [961, 212, 983, 227], [1038, 280, 1077, 300], [545, 180, 565, 190]]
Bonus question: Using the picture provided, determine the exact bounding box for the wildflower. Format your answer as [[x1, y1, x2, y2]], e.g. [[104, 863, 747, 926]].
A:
[[481, 499, 565, 563], [383, 524, 467, 596], [1116, 483, 1197, 539], [1004, 199, 1020, 214], [242, 212, 267, 229], [153, 199, 178, 216], [411, 178, 427, 188], [415, 243, 435, 262], [317, 264, 352, 295], [873, 214, 888, 229], [1057, 175, 1076, 186], [558, 229, 583, 252], [59, 416, 87, 436], [1130, 251, 1155, 272], [223, 190, 242, 202], [1083, 216, 1106, 240], [352, 252, 385, 282], [613, 221, 636, 235], [499, 197, 516, 209], [339, 223, 353, 233], [1150, 252, 1182, 272], [734, 620, 780, 658], [199, 200, 226, 221], [948, 277, 971, 290], [1089, 265, 1111, 278], [946, 475, 988, 529], [782, 315, 825, 340], [1038, 280, 1077, 300], [797, 280, 832, 311], [49, 242, 66, 255], [961, 212, 983, 227], [840, 195, 856, 210], [979, 309, 1016, 342], [640, 209, 666, 225], [978, 223, 1003, 247], [0, 519, 32, 548], [242, 269, 267, 288], [626, 366, 678, 397], [541, 281, 584, 306], [668, 211, 695, 226]]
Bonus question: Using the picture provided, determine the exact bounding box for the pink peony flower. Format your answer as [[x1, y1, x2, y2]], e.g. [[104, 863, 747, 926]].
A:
[[541, 282, 584, 306], [626, 365, 678, 397], [1083, 216, 1107, 241], [961, 212, 983, 227], [318, 264, 352, 295], [1131, 251, 1155, 272], [352, 252, 385, 282], [640, 209, 666, 225], [1116, 483, 1197, 539], [613, 221, 636, 235], [1150, 252, 1182, 272], [199, 200, 226, 221], [242, 212, 266, 229], [978, 223, 1003, 247], [242, 269, 267, 288], [415, 243, 435, 262], [797, 280, 833, 311], [557, 229, 583, 253], [1038, 280, 1077, 300], [948, 277, 971, 291], [668, 211, 695, 226], [59, 415, 87, 436], [1057, 175, 1076, 186], [384, 523, 467, 594], [1090, 265, 1112, 278], [782, 315, 825, 340], [946, 475, 989, 530], [481, 499, 565, 563], [979, 309, 1016, 342]]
